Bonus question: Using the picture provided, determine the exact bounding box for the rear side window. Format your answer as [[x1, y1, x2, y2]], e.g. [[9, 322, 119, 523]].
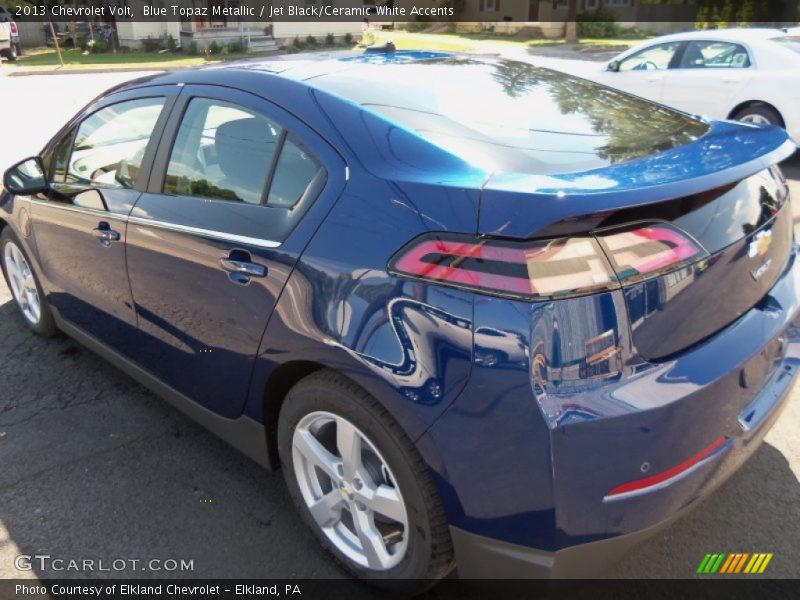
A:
[[678, 41, 750, 69], [313, 58, 709, 175], [267, 136, 325, 208], [67, 97, 165, 189], [164, 98, 282, 204]]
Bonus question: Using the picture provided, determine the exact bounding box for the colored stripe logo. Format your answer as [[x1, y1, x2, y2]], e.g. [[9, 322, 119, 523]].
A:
[[697, 552, 773, 574]]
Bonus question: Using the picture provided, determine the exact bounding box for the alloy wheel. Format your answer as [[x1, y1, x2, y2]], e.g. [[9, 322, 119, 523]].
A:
[[3, 241, 41, 326], [291, 411, 409, 571], [739, 113, 772, 126]]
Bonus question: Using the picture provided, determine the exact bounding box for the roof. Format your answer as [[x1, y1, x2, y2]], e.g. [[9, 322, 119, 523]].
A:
[[646, 27, 788, 43], [115, 51, 719, 177]]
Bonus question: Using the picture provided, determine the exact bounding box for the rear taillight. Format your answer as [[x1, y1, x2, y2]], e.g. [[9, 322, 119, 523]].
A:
[[389, 224, 707, 301], [389, 234, 617, 301], [595, 223, 707, 284], [9, 22, 17, 34]]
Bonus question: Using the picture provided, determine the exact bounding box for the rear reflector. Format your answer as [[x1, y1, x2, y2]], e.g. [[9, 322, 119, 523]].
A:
[[603, 436, 731, 502], [389, 234, 617, 300], [390, 224, 708, 301]]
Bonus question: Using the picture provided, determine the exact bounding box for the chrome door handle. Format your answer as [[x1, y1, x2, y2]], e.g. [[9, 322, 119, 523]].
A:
[[92, 222, 120, 247], [219, 258, 267, 278]]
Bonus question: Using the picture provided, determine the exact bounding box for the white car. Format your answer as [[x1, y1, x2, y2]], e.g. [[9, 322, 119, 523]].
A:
[[0, 4, 20, 61], [593, 28, 800, 142]]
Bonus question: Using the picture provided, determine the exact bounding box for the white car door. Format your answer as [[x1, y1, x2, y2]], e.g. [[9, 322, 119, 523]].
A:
[[0, 20, 11, 46], [661, 40, 753, 119], [598, 41, 683, 103]]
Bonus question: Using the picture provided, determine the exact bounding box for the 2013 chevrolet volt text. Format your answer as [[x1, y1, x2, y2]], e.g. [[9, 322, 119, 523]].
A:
[[1, 51, 797, 591]]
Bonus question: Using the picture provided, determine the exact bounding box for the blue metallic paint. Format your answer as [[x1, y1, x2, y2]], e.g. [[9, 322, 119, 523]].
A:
[[2, 53, 798, 574]]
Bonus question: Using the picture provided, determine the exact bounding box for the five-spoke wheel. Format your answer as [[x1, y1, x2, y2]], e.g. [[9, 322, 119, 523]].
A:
[[278, 370, 454, 591], [1, 229, 56, 336], [292, 411, 409, 570]]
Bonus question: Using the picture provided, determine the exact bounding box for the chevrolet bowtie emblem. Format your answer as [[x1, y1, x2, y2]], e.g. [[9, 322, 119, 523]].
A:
[[748, 230, 772, 258]]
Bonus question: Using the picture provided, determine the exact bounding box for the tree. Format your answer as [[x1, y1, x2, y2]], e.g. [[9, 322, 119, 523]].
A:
[[564, 0, 579, 43]]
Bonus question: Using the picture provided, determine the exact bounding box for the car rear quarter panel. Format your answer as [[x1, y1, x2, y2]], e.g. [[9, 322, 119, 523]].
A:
[[243, 170, 483, 444]]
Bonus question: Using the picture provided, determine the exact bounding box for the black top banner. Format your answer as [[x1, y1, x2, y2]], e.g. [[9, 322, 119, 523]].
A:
[[3, 0, 799, 24]]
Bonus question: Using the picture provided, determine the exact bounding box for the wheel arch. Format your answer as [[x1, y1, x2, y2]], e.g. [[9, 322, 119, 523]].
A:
[[262, 360, 327, 469], [728, 100, 786, 128]]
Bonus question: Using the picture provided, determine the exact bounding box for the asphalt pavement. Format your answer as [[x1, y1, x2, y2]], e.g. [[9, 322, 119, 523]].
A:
[[0, 69, 798, 586]]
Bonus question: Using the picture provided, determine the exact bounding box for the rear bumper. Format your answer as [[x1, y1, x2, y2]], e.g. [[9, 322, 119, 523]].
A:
[[451, 517, 677, 579], [425, 245, 800, 578], [451, 347, 795, 578]]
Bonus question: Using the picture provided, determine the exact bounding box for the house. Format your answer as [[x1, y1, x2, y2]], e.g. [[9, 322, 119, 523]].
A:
[[109, 0, 370, 52], [458, 0, 701, 36]]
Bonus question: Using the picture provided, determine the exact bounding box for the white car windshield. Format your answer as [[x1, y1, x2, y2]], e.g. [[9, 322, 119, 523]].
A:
[[771, 36, 800, 55]]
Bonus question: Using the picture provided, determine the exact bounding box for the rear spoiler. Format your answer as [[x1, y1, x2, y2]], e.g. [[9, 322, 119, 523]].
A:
[[479, 121, 796, 238]]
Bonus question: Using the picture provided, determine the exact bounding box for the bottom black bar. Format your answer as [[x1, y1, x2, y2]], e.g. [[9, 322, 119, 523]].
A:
[[2, 579, 800, 600]]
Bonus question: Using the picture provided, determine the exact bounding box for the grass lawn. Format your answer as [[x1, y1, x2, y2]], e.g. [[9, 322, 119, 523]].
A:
[[9, 47, 255, 71], [5, 32, 649, 72], [370, 30, 648, 53]]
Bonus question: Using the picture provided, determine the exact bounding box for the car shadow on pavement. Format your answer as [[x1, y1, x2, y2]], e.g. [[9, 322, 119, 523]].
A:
[[1, 295, 799, 585]]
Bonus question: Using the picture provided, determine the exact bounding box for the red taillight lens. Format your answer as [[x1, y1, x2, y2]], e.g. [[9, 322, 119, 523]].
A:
[[390, 224, 707, 301], [595, 223, 707, 283], [389, 234, 618, 300], [9, 22, 17, 34]]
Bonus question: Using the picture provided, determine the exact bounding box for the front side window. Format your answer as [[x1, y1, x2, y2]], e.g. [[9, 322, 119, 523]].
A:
[[50, 127, 76, 183], [67, 97, 165, 189], [677, 41, 751, 69], [619, 42, 681, 71], [164, 98, 282, 204]]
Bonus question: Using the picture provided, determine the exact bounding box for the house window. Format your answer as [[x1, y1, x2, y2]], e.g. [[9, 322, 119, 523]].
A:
[[485, 0, 497, 11], [585, 0, 599, 9], [555, 0, 568, 8], [605, 0, 632, 6]]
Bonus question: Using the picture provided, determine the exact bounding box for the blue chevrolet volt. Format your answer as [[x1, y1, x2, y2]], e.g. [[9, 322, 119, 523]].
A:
[[1, 51, 797, 589]]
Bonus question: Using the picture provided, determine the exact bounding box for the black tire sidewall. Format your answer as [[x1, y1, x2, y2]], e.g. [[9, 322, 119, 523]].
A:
[[0, 228, 56, 336], [277, 376, 438, 585]]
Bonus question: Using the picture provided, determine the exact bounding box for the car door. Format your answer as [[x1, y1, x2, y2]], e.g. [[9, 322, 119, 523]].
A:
[[29, 87, 178, 349], [124, 85, 345, 417], [661, 40, 753, 119], [0, 9, 10, 47], [602, 41, 683, 103]]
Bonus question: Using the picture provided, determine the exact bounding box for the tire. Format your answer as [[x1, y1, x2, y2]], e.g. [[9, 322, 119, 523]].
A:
[[1, 228, 57, 336], [278, 370, 454, 592], [734, 103, 783, 128], [3, 42, 18, 61]]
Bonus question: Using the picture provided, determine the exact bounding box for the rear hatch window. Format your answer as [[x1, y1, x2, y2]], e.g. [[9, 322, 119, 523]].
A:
[[311, 57, 709, 175]]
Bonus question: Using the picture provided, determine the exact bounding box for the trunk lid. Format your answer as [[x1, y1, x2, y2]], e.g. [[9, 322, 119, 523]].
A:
[[478, 122, 795, 360]]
